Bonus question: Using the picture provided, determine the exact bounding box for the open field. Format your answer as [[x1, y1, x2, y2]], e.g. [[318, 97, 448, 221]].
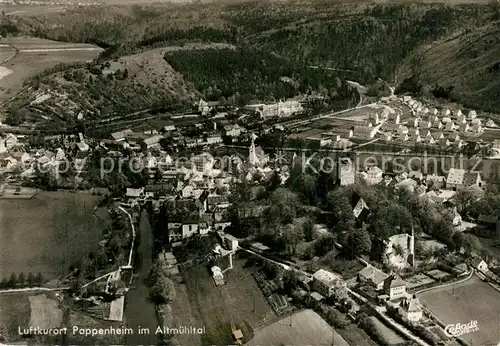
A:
[[0, 190, 108, 281], [338, 324, 379, 346], [170, 278, 204, 346], [2, 4, 71, 16], [247, 309, 349, 346], [0, 45, 15, 64], [182, 254, 276, 345], [418, 275, 500, 345], [0, 293, 31, 342], [0, 38, 102, 102], [28, 294, 63, 329], [370, 316, 406, 345]]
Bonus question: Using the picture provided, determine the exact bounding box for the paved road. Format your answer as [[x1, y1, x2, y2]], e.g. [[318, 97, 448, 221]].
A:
[[0, 287, 69, 294]]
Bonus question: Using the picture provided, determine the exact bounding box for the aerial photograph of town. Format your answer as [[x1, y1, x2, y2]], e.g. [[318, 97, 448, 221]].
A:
[[0, 0, 500, 345]]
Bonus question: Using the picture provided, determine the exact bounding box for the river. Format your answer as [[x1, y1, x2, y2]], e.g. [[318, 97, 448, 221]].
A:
[[123, 209, 160, 345]]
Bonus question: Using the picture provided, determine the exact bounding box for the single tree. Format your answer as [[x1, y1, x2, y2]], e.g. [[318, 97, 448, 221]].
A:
[[18, 273, 26, 286], [8, 273, 17, 288], [27, 272, 35, 287], [303, 218, 316, 242], [35, 272, 43, 286]]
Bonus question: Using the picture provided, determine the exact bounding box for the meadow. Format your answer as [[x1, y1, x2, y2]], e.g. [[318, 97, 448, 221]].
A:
[[177, 254, 276, 345], [0, 38, 102, 102], [0, 190, 109, 282]]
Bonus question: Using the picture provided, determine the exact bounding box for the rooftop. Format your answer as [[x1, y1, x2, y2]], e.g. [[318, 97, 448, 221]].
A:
[[313, 269, 342, 286]]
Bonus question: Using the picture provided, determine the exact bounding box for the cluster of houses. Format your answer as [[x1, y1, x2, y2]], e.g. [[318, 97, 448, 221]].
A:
[[340, 158, 484, 193], [300, 95, 494, 153], [106, 122, 245, 152]]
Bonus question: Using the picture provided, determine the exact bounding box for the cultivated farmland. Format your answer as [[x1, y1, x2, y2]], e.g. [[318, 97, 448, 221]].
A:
[[28, 294, 63, 329], [0, 190, 109, 281], [418, 275, 500, 345], [179, 254, 276, 345], [0, 37, 102, 102], [247, 309, 349, 346]]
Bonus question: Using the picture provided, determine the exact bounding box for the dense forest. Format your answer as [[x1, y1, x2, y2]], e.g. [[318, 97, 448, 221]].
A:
[[1, 1, 499, 121], [164, 47, 357, 106]]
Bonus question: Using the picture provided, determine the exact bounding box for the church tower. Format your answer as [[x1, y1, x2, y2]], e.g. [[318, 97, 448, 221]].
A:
[[408, 222, 415, 268], [248, 133, 257, 166]]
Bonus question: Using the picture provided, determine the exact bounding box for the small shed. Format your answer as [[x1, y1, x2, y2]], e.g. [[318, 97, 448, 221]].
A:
[[232, 329, 244, 343], [211, 266, 225, 286]]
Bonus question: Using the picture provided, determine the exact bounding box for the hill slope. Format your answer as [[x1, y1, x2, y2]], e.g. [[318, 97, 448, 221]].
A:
[[2, 1, 499, 127], [397, 22, 500, 113]]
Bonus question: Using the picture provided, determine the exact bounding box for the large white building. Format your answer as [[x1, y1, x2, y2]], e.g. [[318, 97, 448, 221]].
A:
[[364, 166, 383, 185], [384, 276, 407, 301], [312, 269, 343, 297], [446, 168, 483, 190], [338, 158, 355, 186], [246, 100, 303, 119]]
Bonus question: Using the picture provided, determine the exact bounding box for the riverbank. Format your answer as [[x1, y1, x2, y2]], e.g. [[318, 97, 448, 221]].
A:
[[123, 209, 159, 345]]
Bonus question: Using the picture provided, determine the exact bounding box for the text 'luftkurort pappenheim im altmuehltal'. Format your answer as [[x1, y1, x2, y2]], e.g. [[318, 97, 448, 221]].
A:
[[19, 325, 206, 337]]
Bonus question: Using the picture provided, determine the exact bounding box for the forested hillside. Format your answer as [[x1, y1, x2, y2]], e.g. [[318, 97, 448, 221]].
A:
[[2, 0, 499, 123], [397, 22, 500, 113]]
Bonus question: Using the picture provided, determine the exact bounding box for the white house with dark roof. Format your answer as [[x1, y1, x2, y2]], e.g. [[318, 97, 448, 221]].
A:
[[426, 174, 446, 188], [463, 172, 483, 188], [408, 118, 421, 128], [339, 158, 355, 186], [459, 123, 470, 132], [448, 133, 460, 142], [399, 296, 423, 322], [432, 132, 444, 140], [420, 129, 432, 139], [471, 122, 483, 133], [384, 276, 407, 301], [397, 126, 409, 136], [438, 138, 450, 147], [142, 135, 164, 151], [444, 122, 456, 132], [110, 129, 132, 142], [468, 110, 478, 120], [408, 128, 419, 137], [365, 165, 383, 185], [419, 120, 431, 129], [471, 258, 488, 272], [446, 168, 466, 190]]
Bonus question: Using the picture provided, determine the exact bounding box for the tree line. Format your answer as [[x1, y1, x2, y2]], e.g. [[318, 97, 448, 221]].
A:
[[0, 272, 44, 289]]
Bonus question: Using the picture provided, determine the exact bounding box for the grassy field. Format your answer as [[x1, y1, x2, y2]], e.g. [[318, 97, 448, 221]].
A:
[[370, 316, 406, 345], [181, 254, 276, 345], [0, 293, 31, 342], [338, 324, 379, 346], [0, 190, 108, 281], [247, 309, 349, 346], [28, 294, 63, 329], [418, 275, 500, 345]]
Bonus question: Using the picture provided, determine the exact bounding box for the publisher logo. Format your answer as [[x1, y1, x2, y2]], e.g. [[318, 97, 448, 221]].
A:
[[444, 320, 479, 338]]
